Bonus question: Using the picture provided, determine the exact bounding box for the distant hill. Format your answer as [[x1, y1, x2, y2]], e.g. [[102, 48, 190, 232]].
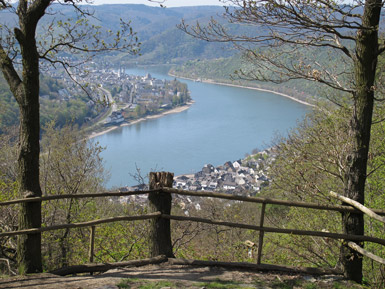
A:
[[0, 4, 238, 64], [86, 4, 236, 64], [170, 54, 324, 101]]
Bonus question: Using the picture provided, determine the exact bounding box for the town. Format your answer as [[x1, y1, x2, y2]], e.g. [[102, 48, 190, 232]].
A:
[[100, 68, 191, 126], [41, 60, 191, 128], [116, 148, 277, 211], [173, 148, 275, 194]]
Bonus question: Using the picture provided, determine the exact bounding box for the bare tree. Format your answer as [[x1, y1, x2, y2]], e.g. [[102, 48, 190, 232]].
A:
[[0, 0, 139, 273], [180, 0, 384, 283]]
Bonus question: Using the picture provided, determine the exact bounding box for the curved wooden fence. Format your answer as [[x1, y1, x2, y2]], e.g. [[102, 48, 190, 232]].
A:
[[1, 171, 384, 276]]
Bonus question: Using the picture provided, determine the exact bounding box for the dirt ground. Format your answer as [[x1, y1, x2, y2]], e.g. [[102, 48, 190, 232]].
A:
[[0, 262, 361, 289]]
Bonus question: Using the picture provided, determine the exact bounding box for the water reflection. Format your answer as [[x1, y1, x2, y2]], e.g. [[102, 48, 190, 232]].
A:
[[135, 122, 142, 132]]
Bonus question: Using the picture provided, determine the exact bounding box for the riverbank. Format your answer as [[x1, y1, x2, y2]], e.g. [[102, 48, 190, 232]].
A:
[[168, 72, 315, 107], [88, 101, 194, 139]]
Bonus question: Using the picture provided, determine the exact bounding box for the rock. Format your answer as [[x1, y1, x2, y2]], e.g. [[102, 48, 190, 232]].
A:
[[303, 275, 317, 282]]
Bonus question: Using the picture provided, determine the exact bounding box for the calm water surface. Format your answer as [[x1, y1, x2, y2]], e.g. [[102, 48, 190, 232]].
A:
[[94, 67, 309, 188]]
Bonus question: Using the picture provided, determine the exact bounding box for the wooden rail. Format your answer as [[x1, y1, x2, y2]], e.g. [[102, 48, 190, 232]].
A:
[[0, 212, 161, 237], [0, 190, 156, 206], [2, 187, 385, 215], [163, 188, 385, 215], [161, 214, 385, 246], [1, 171, 385, 275]]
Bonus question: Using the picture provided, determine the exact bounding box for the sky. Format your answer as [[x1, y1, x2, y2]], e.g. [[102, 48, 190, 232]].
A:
[[91, 0, 224, 7]]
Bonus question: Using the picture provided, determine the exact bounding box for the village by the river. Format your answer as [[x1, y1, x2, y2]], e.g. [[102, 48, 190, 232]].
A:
[[94, 67, 307, 190], [115, 147, 276, 211], [41, 61, 192, 137], [38, 62, 307, 191]]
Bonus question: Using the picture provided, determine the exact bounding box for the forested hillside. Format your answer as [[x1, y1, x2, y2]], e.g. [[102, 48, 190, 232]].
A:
[[92, 5, 236, 64], [0, 4, 234, 65], [170, 48, 339, 101], [0, 74, 98, 134], [90, 5, 237, 64]]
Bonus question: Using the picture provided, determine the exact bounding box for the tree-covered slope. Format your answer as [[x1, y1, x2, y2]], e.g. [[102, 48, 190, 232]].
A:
[[0, 4, 235, 65], [87, 5, 236, 64], [0, 74, 96, 134], [170, 42, 349, 101], [170, 55, 321, 102]]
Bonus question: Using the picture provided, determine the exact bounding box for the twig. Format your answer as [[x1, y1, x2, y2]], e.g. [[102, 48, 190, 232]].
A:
[[347, 241, 385, 265], [0, 258, 17, 275]]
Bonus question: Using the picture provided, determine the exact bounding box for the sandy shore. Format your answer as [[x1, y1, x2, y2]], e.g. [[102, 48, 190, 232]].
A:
[[169, 72, 315, 107], [88, 101, 194, 139]]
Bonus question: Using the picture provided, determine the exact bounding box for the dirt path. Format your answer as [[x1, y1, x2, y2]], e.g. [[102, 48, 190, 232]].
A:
[[0, 263, 361, 289]]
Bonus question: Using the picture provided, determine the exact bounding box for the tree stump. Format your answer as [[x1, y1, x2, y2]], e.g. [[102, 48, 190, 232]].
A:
[[148, 172, 174, 258]]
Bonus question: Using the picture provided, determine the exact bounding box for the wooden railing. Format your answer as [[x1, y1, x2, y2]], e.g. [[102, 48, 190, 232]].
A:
[[1, 171, 385, 276]]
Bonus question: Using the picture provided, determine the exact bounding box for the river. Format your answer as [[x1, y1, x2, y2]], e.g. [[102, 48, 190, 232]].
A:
[[94, 66, 309, 188]]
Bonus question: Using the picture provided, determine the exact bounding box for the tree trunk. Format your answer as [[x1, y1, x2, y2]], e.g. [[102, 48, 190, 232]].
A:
[[342, 1, 381, 283], [16, 84, 42, 273], [15, 4, 44, 273], [148, 172, 175, 258]]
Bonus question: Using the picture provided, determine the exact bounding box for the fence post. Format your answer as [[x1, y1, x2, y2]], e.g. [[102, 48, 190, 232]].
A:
[[148, 172, 175, 258], [89, 225, 96, 276], [89, 226, 95, 263], [257, 202, 266, 264]]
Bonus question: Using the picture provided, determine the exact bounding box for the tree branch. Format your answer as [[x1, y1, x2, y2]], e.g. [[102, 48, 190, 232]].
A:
[[330, 191, 385, 223], [0, 0, 11, 9], [347, 241, 385, 265], [0, 258, 17, 275], [0, 43, 23, 103]]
